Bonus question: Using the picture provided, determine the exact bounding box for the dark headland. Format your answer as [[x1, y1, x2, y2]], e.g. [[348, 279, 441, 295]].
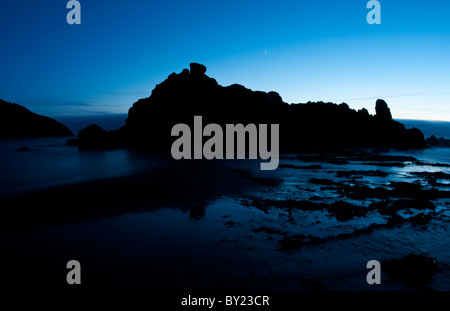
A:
[[0, 99, 73, 137], [76, 63, 425, 151]]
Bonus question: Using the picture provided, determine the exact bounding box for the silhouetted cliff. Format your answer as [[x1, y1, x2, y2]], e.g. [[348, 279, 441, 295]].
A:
[[0, 99, 73, 137], [426, 135, 450, 147], [77, 63, 425, 151]]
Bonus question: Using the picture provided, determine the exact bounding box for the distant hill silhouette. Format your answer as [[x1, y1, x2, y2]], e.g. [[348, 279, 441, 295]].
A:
[[426, 135, 450, 147], [77, 63, 425, 151], [0, 99, 73, 137]]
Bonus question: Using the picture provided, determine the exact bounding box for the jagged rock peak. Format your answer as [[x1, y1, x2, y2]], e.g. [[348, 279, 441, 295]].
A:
[[375, 99, 392, 121]]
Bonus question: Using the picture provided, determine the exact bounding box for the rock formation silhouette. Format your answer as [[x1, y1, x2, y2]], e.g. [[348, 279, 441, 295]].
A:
[[426, 135, 450, 147], [77, 63, 425, 151], [0, 99, 73, 137], [78, 124, 109, 150], [375, 99, 392, 121]]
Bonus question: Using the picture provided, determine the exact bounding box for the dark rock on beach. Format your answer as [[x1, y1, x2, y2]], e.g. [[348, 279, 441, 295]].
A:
[[335, 170, 389, 178], [326, 200, 367, 221], [279, 164, 322, 170]]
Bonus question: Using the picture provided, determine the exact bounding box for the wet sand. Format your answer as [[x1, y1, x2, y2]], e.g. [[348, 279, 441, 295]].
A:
[[0, 159, 277, 233], [1, 150, 450, 292]]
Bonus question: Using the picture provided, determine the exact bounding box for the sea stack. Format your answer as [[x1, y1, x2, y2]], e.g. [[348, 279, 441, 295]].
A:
[[375, 99, 392, 121]]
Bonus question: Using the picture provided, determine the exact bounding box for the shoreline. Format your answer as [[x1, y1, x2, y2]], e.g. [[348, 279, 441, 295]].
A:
[[1, 148, 450, 291], [0, 160, 278, 233]]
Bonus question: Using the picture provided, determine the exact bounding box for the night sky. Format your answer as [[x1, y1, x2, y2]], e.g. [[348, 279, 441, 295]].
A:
[[1, 1, 449, 120]]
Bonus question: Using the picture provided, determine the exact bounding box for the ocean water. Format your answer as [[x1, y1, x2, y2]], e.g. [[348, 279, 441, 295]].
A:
[[399, 119, 450, 139], [0, 137, 166, 197], [1, 132, 450, 290], [2, 144, 450, 290], [2, 116, 448, 198]]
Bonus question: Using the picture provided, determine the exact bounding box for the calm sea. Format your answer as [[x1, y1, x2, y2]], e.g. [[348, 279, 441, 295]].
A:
[[0, 137, 167, 197], [1, 116, 449, 198], [399, 119, 450, 139]]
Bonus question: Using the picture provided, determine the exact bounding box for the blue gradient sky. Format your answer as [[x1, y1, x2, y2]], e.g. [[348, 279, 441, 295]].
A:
[[1, 1, 449, 120]]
